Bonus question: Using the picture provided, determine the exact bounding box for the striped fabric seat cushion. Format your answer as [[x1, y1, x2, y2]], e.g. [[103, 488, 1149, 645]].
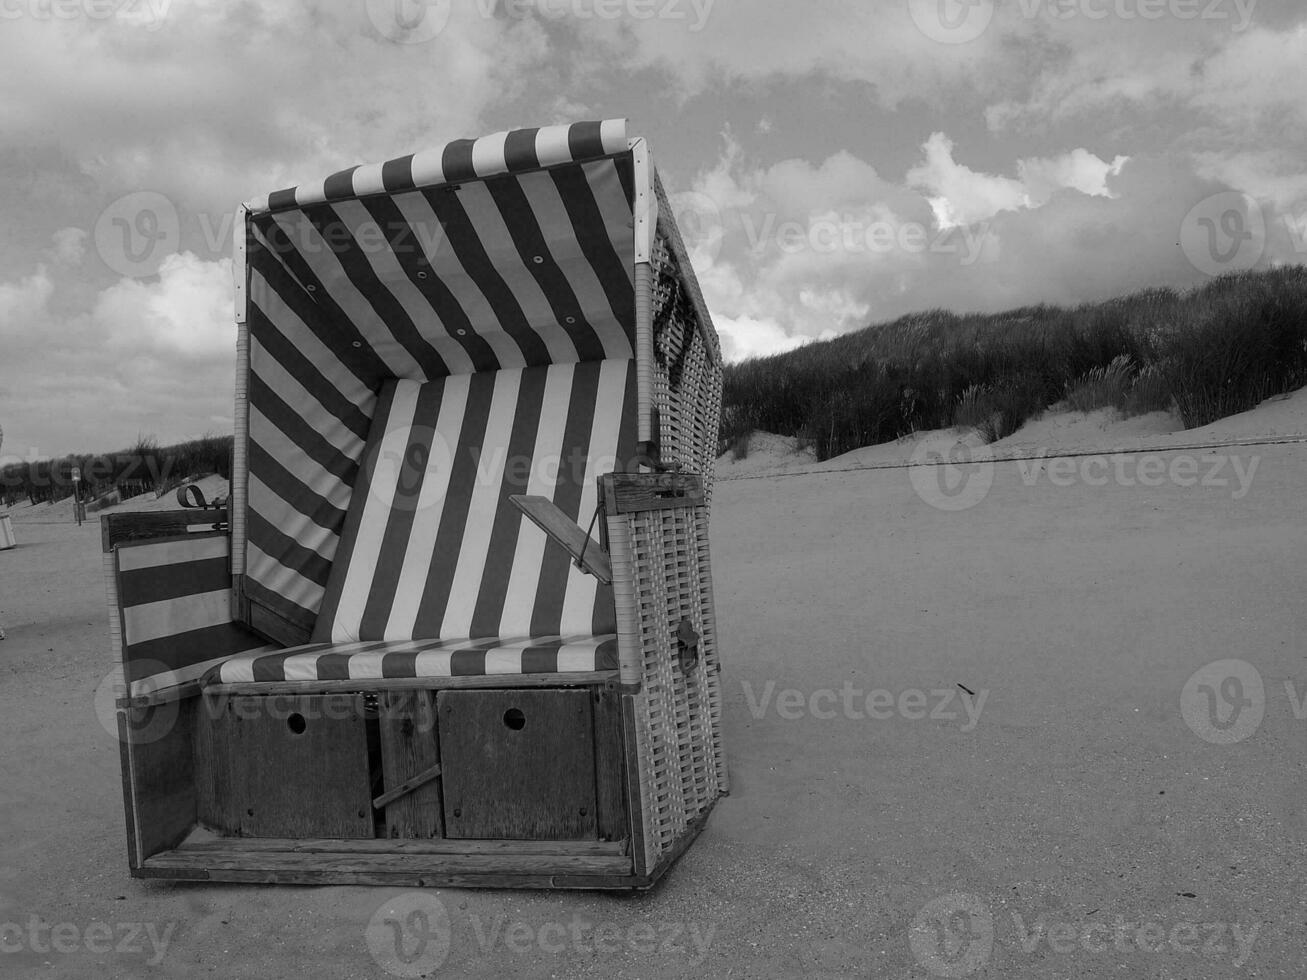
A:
[[114, 534, 277, 697], [313, 358, 637, 644], [209, 635, 619, 684]]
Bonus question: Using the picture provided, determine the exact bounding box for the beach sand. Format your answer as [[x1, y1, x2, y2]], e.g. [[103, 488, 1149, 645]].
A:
[[1, 395, 1305, 978]]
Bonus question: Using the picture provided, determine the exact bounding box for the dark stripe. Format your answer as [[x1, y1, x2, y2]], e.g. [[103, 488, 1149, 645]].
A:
[[324, 166, 360, 202], [358, 381, 447, 639], [247, 512, 335, 589], [442, 139, 477, 184], [382, 650, 419, 679], [420, 186, 551, 366], [267, 187, 298, 212], [242, 578, 320, 632], [298, 203, 452, 379], [248, 315, 372, 443], [531, 361, 601, 636], [119, 555, 228, 608], [381, 154, 416, 193], [247, 444, 349, 537], [592, 363, 637, 635], [450, 649, 488, 676], [125, 622, 267, 682], [595, 637, 620, 670], [520, 643, 564, 674], [313, 652, 356, 680], [615, 150, 635, 209], [568, 121, 606, 160], [485, 175, 608, 361], [554, 161, 639, 338], [503, 128, 540, 171], [412, 372, 497, 637], [311, 381, 400, 642], [250, 651, 295, 683], [251, 221, 390, 385], [251, 374, 359, 483], [468, 366, 547, 637], [360, 194, 499, 372]]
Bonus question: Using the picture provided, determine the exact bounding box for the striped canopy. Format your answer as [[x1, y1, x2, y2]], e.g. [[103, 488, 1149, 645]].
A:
[[237, 120, 643, 633]]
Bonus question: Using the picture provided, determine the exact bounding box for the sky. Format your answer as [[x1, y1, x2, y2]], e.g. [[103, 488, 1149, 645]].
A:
[[1, 0, 1306, 458]]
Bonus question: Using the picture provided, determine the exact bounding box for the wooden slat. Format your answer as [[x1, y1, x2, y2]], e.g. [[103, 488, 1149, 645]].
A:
[[600, 473, 704, 515], [204, 672, 618, 699], [194, 694, 241, 834], [377, 691, 443, 838], [509, 495, 612, 583], [592, 683, 627, 843], [175, 835, 627, 857], [136, 865, 646, 890], [144, 849, 631, 876], [103, 509, 229, 551], [124, 698, 198, 861]]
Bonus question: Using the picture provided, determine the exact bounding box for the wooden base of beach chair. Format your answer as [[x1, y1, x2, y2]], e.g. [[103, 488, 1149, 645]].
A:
[[115, 678, 717, 890]]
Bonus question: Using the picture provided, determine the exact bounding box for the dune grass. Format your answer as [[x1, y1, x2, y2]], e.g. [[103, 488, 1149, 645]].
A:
[[1, 433, 233, 508], [723, 267, 1307, 461]]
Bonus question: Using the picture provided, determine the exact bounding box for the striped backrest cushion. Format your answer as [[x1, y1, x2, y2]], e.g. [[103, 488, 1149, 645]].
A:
[[313, 359, 637, 643], [115, 534, 274, 696]]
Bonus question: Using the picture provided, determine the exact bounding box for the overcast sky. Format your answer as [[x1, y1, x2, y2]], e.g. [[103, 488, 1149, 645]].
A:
[[1, 0, 1304, 458]]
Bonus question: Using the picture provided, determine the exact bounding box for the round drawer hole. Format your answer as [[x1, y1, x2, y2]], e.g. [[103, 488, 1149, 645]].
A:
[[503, 708, 526, 731], [287, 713, 307, 735]]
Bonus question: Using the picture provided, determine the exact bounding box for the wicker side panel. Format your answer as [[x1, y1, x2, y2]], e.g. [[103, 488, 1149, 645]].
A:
[[619, 503, 725, 871], [650, 182, 723, 500]]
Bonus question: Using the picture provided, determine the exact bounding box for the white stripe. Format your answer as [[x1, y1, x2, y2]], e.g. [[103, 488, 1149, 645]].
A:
[[332, 382, 424, 642], [123, 590, 230, 646], [351, 161, 387, 199], [409, 146, 446, 190], [498, 363, 573, 637], [472, 131, 509, 177], [268, 211, 426, 380], [117, 535, 228, 572], [411, 650, 455, 676], [389, 190, 529, 371], [482, 649, 525, 674], [557, 644, 602, 671], [437, 371, 522, 638], [330, 199, 476, 376], [383, 375, 470, 639], [535, 124, 575, 168], [559, 359, 628, 634], [281, 653, 328, 682], [295, 179, 328, 208], [600, 118, 628, 155]]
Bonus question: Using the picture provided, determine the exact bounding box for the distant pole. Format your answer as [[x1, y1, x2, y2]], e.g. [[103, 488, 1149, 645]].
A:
[[72, 466, 83, 526]]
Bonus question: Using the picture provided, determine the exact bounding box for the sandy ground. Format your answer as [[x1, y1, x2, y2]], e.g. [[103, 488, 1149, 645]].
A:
[[1, 400, 1306, 978]]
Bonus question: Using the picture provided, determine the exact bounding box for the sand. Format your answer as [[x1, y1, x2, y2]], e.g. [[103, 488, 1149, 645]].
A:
[[1, 395, 1305, 978]]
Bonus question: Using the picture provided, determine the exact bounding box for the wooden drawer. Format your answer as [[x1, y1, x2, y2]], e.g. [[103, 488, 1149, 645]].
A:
[[195, 694, 373, 839], [438, 689, 599, 840]]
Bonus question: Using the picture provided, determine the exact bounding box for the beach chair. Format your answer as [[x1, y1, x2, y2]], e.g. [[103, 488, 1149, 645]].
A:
[[101, 120, 728, 888]]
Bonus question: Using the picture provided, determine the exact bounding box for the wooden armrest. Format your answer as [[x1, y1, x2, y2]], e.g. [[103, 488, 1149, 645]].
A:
[[509, 496, 612, 584]]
